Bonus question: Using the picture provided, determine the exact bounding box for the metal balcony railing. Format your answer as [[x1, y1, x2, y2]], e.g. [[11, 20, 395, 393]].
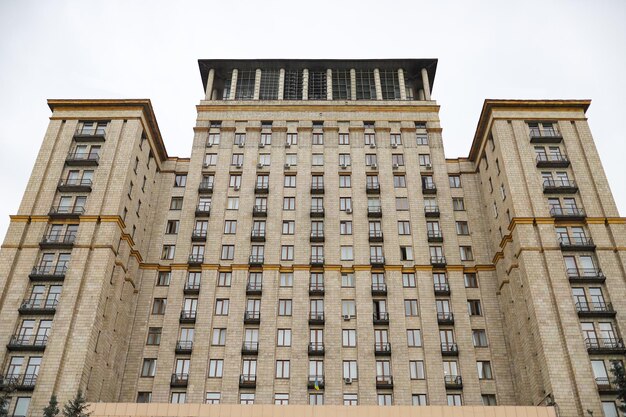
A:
[[437, 312, 454, 324], [49, 205, 85, 216], [66, 151, 100, 164], [584, 337, 625, 352], [434, 283, 451, 295], [249, 255, 264, 265], [371, 282, 387, 295], [30, 264, 67, 280], [244, 311, 261, 323], [373, 311, 389, 324], [198, 182, 214, 193], [40, 233, 76, 246], [424, 206, 440, 217], [175, 340, 193, 353], [441, 342, 459, 355], [241, 341, 259, 354], [58, 178, 93, 189], [0, 373, 38, 389], [375, 342, 391, 355], [19, 299, 58, 313], [431, 256, 447, 266], [170, 373, 189, 386], [550, 206, 585, 218], [308, 342, 325, 355], [7, 334, 48, 350]]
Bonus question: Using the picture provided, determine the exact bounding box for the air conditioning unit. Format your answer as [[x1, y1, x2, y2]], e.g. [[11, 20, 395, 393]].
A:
[[346, 208, 352, 214], [238, 143, 245, 148], [369, 143, 376, 148], [391, 143, 398, 148], [259, 143, 265, 148], [285, 142, 291, 148], [234, 185, 240, 191], [257, 163, 264, 168], [202, 163, 209, 168], [340, 164, 347, 169], [284, 163, 291, 169], [236, 163, 243, 169], [344, 378, 353, 384], [392, 163, 399, 169], [425, 164, 432, 170], [371, 163, 378, 169], [343, 314, 351, 321], [206, 143, 213, 148]]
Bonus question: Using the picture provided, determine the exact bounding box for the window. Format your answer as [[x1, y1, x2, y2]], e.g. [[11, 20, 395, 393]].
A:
[[403, 273, 416, 287], [380, 70, 401, 99], [275, 360, 290, 379], [341, 246, 354, 261], [452, 197, 465, 211], [340, 197, 352, 211], [227, 197, 239, 210], [285, 153, 297, 165], [283, 197, 295, 210], [407, 329, 422, 347], [281, 245, 294, 261], [468, 300, 483, 316], [229, 174, 242, 188], [218, 272, 231, 287], [449, 175, 461, 188], [157, 271, 171, 286], [282, 221, 295, 235], [405, 300, 419, 316], [343, 361, 358, 380], [221, 245, 234, 260], [339, 133, 350, 145], [240, 393, 255, 405], [447, 394, 462, 406], [210, 328, 226, 345], [460, 246, 474, 261], [141, 359, 157, 377], [205, 393, 221, 404], [215, 299, 229, 315], [396, 197, 409, 211], [602, 402, 619, 417], [165, 220, 179, 235], [482, 395, 497, 406], [391, 153, 405, 166], [400, 246, 413, 261], [207, 133, 220, 145], [416, 133, 428, 145], [473, 329, 488, 347], [235, 69, 255, 99], [312, 153, 324, 166], [152, 299, 166, 315], [477, 361, 493, 379], [342, 329, 357, 347], [339, 175, 351, 188], [280, 273, 293, 287], [393, 175, 406, 188], [208, 359, 223, 377], [341, 273, 355, 287], [364, 133, 376, 146], [284, 175, 296, 187], [137, 392, 152, 403], [309, 393, 324, 406], [204, 153, 217, 166], [500, 183, 506, 200], [410, 361, 425, 379], [456, 221, 469, 235], [378, 394, 393, 406], [277, 329, 291, 346], [146, 327, 161, 345], [274, 394, 289, 405], [339, 153, 351, 166], [174, 174, 187, 187], [419, 154, 431, 167], [278, 299, 292, 316], [340, 221, 352, 235], [224, 220, 237, 234], [412, 394, 427, 406], [342, 300, 356, 317], [258, 154, 271, 166], [355, 69, 376, 100], [286, 133, 298, 146], [170, 197, 183, 210], [464, 273, 478, 288], [343, 394, 358, 406], [332, 69, 351, 100], [390, 133, 402, 146]]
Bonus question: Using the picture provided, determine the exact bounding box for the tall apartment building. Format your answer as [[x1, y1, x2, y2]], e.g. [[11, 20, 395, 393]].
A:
[[0, 59, 624, 417]]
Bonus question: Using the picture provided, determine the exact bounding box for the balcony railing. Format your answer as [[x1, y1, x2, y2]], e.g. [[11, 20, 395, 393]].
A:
[[311, 185, 325, 194], [188, 254, 204, 265], [0, 373, 38, 390], [595, 377, 618, 393], [175, 340, 193, 354], [29, 264, 67, 281], [239, 374, 257, 387], [252, 205, 267, 217], [444, 375, 463, 388], [369, 231, 383, 242], [434, 283, 451, 295], [370, 256, 385, 266], [422, 183, 437, 194], [66, 151, 100, 165], [585, 337, 626, 353], [309, 283, 325, 295], [19, 299, 58, 314], [550, 206, 586, 219], [375, 342, 392, 355], [437, 312, 454, 325], [40, 233, 76, 248], [427, 230, 444, 242], [543, 179, 578, 193], [366, 183, 381, 194], [373, 311, 389, 324], [179, 310, 197, 323], [73, 129, 106, 142], [536, 153, 570, 168], [198, 182, 214, 194], [249, 255, 264, 265], [244, 311, 261, 324], [367, 206, 382, 217], [575, 301, 616, 317], [251, 230, 266, 242], [49, 205, 85, 217], [431, 256, 447, 267], [307, 375, 325, 389], [183, 283, 200, 294], [195, 203, 211, 217], [424, 206, 440, 217], [566, 268, 605, 283], [255, 184, 269, 194], [529, 128, 563, 143], [308, 342, 325, 355], [310, 231, 325, 242], [191, 229, 207, 241], [309, 312, 325, 325], [170, 373, 189, 387], [58, 178, 93, 192], [241, 341, 259, 354], [310, 207, 325, 217], [7, 334, 47, 351], [559, 236, 595, 251], [371, 282, 387, 295], [375, 375, 393, 388], [441, 342, 459, 355], [246, 283, 262, 295], [310, 256, 324, 266]]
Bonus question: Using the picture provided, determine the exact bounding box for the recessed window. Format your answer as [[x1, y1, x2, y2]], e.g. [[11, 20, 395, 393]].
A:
[[402, 273, 416, 288], [460, 246, 474, 261], [278, 299, 292, 316], [275, 360, 291, 379], [174, 174, 187, 187], [341, 273, 355, 287], [449, 175, 461, 188], [146, 327, 162, 345], [283, 197, 295, 210], [409, 361, 425, 379], [281, 246, 294, 261], [456, 221, 469, 235], [398, 221, 411, 235], [218, 272, 231, 287], [141, 359, 157, 377], [452, 197, 465, 211], [280, 273, 293, 287], [282, 221, 295, 235], [224, 220, 237, 234], [341, 246, 354, 261], [208, 359, 224, 377], [221, 245, 234, 260], [407, 329, 422, 347], [157, 271, 171, 286], [342, 329, 357, 347], [340, 221, 352, 235], [472, 329, 488, 347], [161, 245, 175, 260], [170, 197, 183, 210], [464, 273, 478, 288], [277, 329, 292, 346], [284, 175, 296, 188], [339, 133, 350, 145], [468, 300, 483, 316]]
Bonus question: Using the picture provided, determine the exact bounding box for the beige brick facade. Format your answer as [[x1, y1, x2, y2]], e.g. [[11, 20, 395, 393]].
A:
[[0, 60, 623, 417]]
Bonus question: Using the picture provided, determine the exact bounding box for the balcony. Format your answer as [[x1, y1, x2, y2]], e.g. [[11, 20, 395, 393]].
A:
[[310, 207, 325, 218], [249, 255, 264, 266], [427, 230, 444, 243], [434, 283, 451, 296], [431, 256, 447, 268], [375, 375, 393, 389], [246, 283, 262, 295], [559, 236, 595, 251], [441, 342, 459, 356], [239, 374, 257, 388], [373, 312, 389, 325], [0, 373, 37, 390], [252, 205, 267, 217], [367, 206, 382, 218], [188, 254, 204, 266], [310, 231, 325, 243], [310, 256, 324, 267], [536, 154, 570, 168], [251, 230, 266, 242], [370, 256, 385, 268], [308, 375, 325, 390], [309, 312, 325, 325], [198, 182, 214, 194], [244, 311, 261, 324], [369, 231, 383, 243], [73, 130, 106, 142], [191, 230, 207, 242], [550, 206, 586, 221], [49, 205, 84, 219], [241, 341, 259, 355], [375, 342, 392, 356], [6, 335, 47, 352], [371, 283, 387, 296], [18, 299, 57, 315], [183, 283, 200, 295], [255, 184, 269, 194], [529, 129, 563, 144], [29, 264, 67, 281], [309, 283, 325, 296], [175, 340, 193, 354], [39, 233, 76, 249], [366, 183, 381, 194], [58, 178, 92, 192], [170, 373, 189, 387], [437, 312, 454, 325], [575, 302, 616, 318], [311, 185, 325, 195], [585, 338, 626, 354], [567, 268, 605, 283], [308, 342, 325, 356], [424, 206, 440, 217], [595, 377, 619, 394], [444, 375, 463, 389], [543, 179, 578, 194], [195, 203, 211, 217], [422, 184, 437, 195], [179, 310, 196, 324], [66, 151, 100, 166]]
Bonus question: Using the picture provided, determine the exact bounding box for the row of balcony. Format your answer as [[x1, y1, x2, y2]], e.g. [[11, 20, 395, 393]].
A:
[[6, 335, 48, 351], [0, 373, 38, 391], [559, 237, 595, 251]]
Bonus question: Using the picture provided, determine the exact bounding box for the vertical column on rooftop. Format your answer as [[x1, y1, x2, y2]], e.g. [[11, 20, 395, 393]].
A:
[[278, 68, 285, 100], [398, 68, 407, 100], [302, 68, 309, 100], [228, 69, 238, 100], [374, 68, 383, 100], [253, 69, 261, 100], [350, 69, 356, 100], [418, 89, 425, 100], [421, 67, 431, 100], [204, 68, 215, 101], [326, 69, 333, 100]]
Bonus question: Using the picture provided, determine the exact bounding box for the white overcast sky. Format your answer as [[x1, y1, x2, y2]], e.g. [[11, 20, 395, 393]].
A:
[[0, 0, 624, 239]]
